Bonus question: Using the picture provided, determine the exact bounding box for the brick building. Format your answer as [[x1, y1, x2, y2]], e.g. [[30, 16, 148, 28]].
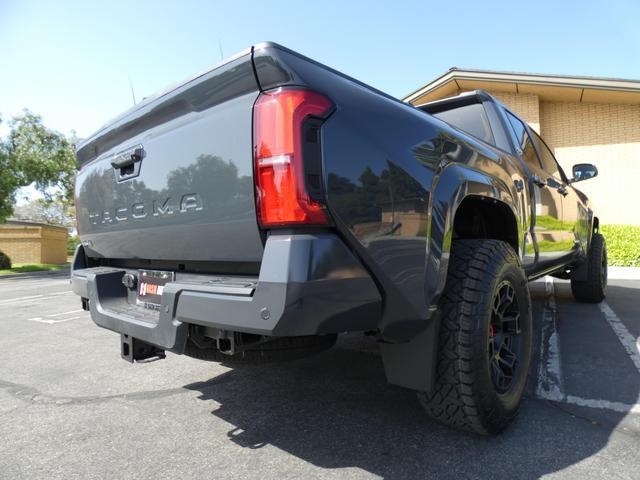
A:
[[404, 69, 640, 225], [0, 220, 68, 265]]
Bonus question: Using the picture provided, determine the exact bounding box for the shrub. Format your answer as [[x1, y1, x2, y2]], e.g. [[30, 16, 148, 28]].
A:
[[67, 235, 81, 256], [0, 251, 11, 269], [600, 224, 640, 267]]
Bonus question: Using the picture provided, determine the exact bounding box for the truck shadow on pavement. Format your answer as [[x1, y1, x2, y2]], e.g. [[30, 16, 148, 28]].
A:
[[183, 285, 638, 479]]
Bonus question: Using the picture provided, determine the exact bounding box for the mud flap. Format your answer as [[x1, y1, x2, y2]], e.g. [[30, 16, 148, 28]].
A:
[[379, 313, 440, 393]]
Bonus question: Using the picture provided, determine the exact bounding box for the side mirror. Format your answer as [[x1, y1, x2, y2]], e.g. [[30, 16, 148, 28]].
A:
[[571, 163, 598, 183]]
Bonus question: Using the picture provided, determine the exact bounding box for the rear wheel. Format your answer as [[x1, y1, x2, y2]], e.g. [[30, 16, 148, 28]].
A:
[[418, 239, 532, 435], [571, 232, 607, 303]]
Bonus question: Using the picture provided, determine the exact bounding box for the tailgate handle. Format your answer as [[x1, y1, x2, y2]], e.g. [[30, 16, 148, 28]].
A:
[[111, 145, 144, 181], [111, 146, 144, 169]]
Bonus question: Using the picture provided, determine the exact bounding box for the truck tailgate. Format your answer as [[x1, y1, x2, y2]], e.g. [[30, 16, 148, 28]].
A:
[[75, 51, 264, 263]]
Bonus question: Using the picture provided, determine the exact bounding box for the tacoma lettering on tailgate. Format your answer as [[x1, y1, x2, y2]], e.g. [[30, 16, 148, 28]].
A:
[[88, 193, 203, 226]]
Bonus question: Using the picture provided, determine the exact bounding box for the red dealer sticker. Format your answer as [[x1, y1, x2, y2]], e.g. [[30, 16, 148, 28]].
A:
[[137, 270, 174, 308]]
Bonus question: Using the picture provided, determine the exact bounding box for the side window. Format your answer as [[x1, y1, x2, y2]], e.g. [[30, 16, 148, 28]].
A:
[[505, 111, 527, 150], [504, 111, 542, 171], [431, 102, 495, 145], [530, 130, 566, 182]]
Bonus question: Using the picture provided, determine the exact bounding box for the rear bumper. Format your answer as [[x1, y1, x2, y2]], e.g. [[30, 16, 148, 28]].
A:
[[71, 233, 381, 353]]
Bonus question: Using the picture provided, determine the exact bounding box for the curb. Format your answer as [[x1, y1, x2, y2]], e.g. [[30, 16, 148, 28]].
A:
[[607, 266, 640, 280], [0, 268, 71, 280]]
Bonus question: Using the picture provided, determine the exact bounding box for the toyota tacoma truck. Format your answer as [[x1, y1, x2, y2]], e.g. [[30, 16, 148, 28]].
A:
[[71, 42, 606, 435]]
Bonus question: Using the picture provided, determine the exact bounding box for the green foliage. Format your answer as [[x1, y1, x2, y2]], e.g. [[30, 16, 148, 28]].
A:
[[67, 235, 81, 255], [533, 219, 639, 267], [601, 224, 640, 267], [0, 111, 77, 223], [0, 262, 70, 275], [0, 250, 11, 269], [12, 197, 75, 227], [327, 163, 425, 231]]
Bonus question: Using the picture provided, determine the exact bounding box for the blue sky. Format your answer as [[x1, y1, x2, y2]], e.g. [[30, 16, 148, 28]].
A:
[[1, 0, 640, 139]]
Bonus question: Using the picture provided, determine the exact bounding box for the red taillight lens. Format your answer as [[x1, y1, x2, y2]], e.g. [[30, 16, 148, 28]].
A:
[[253, 88, 333, 227]]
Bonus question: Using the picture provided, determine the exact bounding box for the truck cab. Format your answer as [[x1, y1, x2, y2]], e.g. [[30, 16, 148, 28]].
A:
[[417, 90, 598, 280]]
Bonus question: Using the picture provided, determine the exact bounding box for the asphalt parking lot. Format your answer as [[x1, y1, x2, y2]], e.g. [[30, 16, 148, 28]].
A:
[[1, 270, 639, 479]]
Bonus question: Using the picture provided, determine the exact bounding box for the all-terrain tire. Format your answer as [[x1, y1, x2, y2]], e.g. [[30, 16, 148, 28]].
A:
[[571, 232, 607, 303], [184, 334, 337, 364], [418, 239, 533, 435]]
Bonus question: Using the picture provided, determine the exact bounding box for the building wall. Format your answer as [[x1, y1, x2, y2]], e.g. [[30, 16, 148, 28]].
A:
[[0, 226, 42, 264], [539, 101, 640, 225], [0, 224, 68, 265], [490, 91, 541, 133], [40, 227, 69, 264]]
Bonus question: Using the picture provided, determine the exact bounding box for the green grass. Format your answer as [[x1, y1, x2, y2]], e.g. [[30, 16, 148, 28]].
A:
[[535, 239, 575, 253], [0, 263, 70, 276], [536, 215, 569, 231], [601, 224, 640, 267], [534, 220, 639, 267]]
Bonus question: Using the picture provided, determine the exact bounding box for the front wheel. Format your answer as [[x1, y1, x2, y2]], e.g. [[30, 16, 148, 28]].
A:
[[418, 239, 533, 435], [571, 232, 607, 303]]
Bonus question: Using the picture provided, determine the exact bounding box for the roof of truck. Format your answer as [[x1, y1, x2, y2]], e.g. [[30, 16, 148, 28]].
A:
[[403, 68, 640, 106], [413, 90, 495, 109]]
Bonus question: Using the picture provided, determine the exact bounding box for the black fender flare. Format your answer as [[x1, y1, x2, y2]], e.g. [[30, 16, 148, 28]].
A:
[[424, 163, 521, 316], [381, 163, 521, 392]]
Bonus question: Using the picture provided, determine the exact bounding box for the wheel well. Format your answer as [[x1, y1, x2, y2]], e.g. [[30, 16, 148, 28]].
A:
[[453, 196, 519, 253]]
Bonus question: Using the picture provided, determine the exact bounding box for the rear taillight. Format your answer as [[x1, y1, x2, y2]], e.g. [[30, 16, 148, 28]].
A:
[[253, 88, 333, 227]]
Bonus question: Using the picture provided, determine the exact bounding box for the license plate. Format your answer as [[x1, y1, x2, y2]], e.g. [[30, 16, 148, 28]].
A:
[[137, 270, 174, 308]]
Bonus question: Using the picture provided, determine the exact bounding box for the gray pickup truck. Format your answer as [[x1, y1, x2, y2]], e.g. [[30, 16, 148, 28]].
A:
[[71, 42, 605, 434]]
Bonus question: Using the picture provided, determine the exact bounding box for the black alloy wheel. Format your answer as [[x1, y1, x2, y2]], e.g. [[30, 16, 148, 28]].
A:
[[489, 281, 523, 394], [418, 239, 533, 435]]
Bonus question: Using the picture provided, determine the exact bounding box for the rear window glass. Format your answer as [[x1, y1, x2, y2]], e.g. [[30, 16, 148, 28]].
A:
[[431, 102, 495, 144]]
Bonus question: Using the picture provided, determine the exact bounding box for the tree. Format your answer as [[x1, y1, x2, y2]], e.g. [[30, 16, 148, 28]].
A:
[[0, 111, 77, 223], [12, 198, 75, 228]]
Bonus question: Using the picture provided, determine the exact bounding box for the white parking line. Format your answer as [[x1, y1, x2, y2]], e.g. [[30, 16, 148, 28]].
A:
[[0, 294, 45, 304], [0, 291, 73, 306], [535, 277, 640, 414], [564, 395, 640, 414], [28, 316, 83, 324], [26, 309, 85, 324], [536, 277, 564, 401], [47, 310, 83, 317], [598, 302, 640, 373]]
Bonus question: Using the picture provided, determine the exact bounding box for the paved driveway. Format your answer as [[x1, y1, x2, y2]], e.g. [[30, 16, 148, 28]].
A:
[[0, 271, 638, 479]]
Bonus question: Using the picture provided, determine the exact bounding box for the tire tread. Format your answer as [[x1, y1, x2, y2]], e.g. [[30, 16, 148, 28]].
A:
[[571, 233, 606, 303], [418, 239, 530, 435]]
